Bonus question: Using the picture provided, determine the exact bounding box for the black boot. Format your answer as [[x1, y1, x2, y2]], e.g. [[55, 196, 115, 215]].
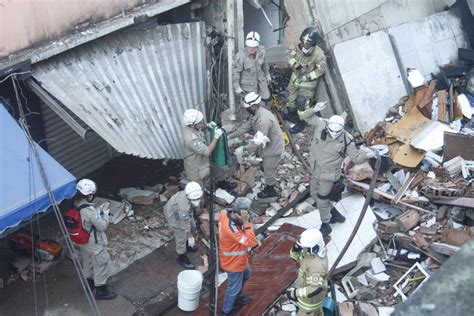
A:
[[177, 253, 195, 269], [330, 207, 346, 224], [283, 107, 299, 123], [290, 119, 306, 134], [319, 223, 332, 237], [86, 278, 95, 292], [95, 285, 117, 300], [218, 180, 237, 191], [257, 185, 278, 199]]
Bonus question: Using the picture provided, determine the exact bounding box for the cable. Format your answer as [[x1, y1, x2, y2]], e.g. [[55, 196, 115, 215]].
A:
[[11, 77, 101, 316], [0, 71, 31, 83]]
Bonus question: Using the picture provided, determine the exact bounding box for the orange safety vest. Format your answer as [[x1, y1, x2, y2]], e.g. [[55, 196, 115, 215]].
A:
[[218, 210, 257, 273]]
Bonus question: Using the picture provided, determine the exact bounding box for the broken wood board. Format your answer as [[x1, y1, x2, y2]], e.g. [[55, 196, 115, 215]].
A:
[[443, 132, 474, 161], [396, 209, 420, 232], [404, 86, 428, 113], [430, 242, 461, 256], [417, 80, 437, 118], [346, 179, 436, 216], [393, 143, 424, 168], [442, 229, 472, 247], [384, 107, 431, 144], [437, 90, 447, 122], [234, 166, 259, 195]]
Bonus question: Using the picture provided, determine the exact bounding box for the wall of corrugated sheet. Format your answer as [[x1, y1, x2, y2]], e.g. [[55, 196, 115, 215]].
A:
[[40, 102, 114, 178], [32, 22, 208, 159]]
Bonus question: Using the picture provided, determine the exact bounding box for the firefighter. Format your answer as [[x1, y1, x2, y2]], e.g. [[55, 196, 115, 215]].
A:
[[219, 197, 258, 315], [164, 181, 204, 269], [75, 179, 117, 300], [233, 31, 271, 102], [182, 109, 236, 191], [286, 27, 327, 134], [287, 228, 328, 316], [228, 92, 285, 199], [300, 104, 375, 237]]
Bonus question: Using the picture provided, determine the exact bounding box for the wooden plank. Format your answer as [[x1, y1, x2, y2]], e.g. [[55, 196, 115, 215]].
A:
[[449, 83, 454, 121], [437, 90, 447, 122], [418, 80, 437, 118], [396, 209, 420, 232]]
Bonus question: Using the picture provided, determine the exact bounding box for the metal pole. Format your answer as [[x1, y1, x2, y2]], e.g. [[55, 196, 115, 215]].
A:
[[226, 0, 236, 117]]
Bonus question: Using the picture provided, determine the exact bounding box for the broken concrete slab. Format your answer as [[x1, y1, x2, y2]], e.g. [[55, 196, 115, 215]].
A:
[[410, 121, 454, 152], [334, 31, 407, 135]]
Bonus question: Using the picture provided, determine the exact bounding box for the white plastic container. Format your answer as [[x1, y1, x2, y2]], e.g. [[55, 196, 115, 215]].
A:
[[177, 270, 203, 311]]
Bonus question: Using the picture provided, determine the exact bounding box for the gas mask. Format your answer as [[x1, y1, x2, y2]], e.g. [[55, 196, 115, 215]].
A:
[[302, 46, 314, 55], [327, 122, 343, 139], [86, 194, 95, 202], [245, 107, 256, 115], [189, 198, 201, 208], [231, 210, 244, 226], [246, 46, 257, 54]]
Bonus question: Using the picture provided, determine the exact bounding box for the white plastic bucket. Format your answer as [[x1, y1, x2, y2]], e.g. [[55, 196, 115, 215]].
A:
[[177, 270, 203, 311]]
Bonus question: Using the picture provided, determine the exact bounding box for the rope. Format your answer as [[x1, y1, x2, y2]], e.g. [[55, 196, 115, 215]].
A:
[[11, 77, 101, 316]]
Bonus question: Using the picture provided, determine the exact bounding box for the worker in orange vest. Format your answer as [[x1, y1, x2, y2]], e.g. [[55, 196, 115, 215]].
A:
[[218, 197, 258, 315]]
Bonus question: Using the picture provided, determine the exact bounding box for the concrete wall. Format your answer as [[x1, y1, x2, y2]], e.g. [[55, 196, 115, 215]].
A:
[[0, 0, 151, 58]]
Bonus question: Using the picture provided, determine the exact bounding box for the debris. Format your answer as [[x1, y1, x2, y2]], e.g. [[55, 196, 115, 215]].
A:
[[118, 187, 158, 205], [443, 132, 474, 161], [410, 121, 454, 152], [430, 242, 461, 256], [370, 257, 386, 274], [396, 209, 421, 232], [441, 228, 472, 246], [393, 262, 430, 301], [214, 188, 235, 205]]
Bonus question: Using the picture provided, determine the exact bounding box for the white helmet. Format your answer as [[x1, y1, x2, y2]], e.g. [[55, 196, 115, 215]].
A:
[[327, 115, 345, 139], [185, 181, 203, 200], [245, 31, 260, 48], [183, 109, 204, 126], [298, 228, 326, 258], [243, 92, 261, 108], [77, 179, 97, 196]]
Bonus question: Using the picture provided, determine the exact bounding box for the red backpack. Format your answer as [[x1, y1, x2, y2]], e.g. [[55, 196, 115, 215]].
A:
[[64, 205, 93, 244]]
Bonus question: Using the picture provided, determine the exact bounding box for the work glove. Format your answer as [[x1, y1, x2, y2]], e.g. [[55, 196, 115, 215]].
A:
[[293, 63, 302, 72], [266, 73, 272, 83], [214, 128, 224, 139], [298, 76, 308, 82], [252, 131, 270, 148], [207, 121, 217, 129], [286, 288, 297, 301], [102, 208, 110, 218], [234, 146, 246, 156], [235, 85, 243, 94], [313, 101, 328, 113], [362, 146, 377, 159]]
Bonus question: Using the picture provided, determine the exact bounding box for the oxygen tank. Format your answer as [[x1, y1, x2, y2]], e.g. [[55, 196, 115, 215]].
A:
[[210, 127, 229, 167]]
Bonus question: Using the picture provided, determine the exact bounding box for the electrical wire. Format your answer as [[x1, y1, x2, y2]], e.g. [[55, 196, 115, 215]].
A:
[[0, 71, 31, 83], [11, 76, 101, 316]]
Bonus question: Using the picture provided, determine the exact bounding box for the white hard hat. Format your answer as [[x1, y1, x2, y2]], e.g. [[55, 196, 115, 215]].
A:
[[245, 31, 260, 48], [77, 179, 97, 196], [298, 228, 326, 257], [183, 109, 204, 126], [185, 181, 203, 200], [243, 92, 261, 108]]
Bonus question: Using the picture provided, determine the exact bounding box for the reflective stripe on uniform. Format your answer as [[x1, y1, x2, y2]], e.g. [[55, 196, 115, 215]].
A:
[[296, 298, 323, 311], [222, 251, 247, 256], [239, 236, 248, 244]]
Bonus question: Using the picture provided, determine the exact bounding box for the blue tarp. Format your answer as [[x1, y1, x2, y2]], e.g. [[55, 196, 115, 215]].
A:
[[0, 102, 76, 235]]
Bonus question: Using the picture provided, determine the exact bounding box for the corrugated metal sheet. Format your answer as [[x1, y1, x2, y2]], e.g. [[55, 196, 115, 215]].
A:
[[40, 102, 113, 178], [195, 223, 304, 315], [32, 22, 207, 159]]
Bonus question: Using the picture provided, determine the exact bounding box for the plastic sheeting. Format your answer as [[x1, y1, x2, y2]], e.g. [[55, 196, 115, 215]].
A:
[[0, 103, 76, 235]]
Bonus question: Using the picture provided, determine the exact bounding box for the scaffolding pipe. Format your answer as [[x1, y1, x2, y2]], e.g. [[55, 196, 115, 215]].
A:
[[226, 0, 236, 115]]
